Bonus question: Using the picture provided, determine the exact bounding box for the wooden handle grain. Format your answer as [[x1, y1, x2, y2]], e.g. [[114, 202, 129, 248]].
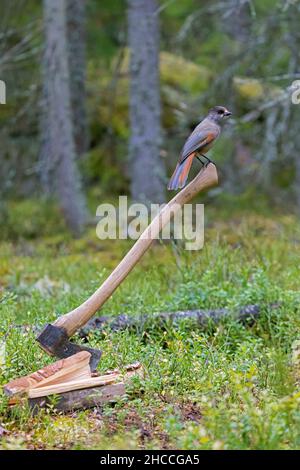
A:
[[54, 164, 218, 336]]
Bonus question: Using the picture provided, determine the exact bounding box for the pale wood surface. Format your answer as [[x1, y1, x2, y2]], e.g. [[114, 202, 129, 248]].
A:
[[29, 382, 126, 412], [28, 375, 118, 398], [28, 363, 143, 398], [4, 351, 91, 396], [29, 367, 143, 411], [54, 164, 218, 336]]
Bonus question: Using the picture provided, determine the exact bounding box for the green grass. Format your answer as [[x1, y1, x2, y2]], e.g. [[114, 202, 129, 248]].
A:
[[1, 200, 300, 449]]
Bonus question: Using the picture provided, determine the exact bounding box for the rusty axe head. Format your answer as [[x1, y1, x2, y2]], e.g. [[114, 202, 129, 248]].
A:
[[36, 324, 102, 372]]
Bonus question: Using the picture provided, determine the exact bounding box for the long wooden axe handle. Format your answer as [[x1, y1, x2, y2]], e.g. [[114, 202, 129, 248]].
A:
[[54, 164, 218, 337]]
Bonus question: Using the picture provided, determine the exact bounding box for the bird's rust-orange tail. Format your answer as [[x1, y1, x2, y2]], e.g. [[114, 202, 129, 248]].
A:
[[168, 153, 195, 190]]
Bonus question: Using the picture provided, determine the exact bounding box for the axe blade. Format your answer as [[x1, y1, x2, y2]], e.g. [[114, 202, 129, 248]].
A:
[[36, 324, 102, 372]]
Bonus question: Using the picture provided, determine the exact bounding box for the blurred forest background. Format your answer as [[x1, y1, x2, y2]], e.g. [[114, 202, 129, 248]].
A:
[[0, 0, 299, 238]]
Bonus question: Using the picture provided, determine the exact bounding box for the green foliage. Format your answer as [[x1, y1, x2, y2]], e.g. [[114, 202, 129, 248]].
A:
[[87, 0, 126, 61], [0, 199, 68, 240], [81, 147, 128, 194], [0, 0, 294, 200], [160, 51, 212, 95]]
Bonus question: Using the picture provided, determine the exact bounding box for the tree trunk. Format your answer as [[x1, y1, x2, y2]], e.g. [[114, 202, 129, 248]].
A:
[[66, 0, 89, 156], [127, 0, 166, 204], [222, 0, 251, 44], [41, 0, 87, 235]]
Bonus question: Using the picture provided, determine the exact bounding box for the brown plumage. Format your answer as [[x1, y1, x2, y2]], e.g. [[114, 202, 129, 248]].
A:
[[168, 106, 232, 190]]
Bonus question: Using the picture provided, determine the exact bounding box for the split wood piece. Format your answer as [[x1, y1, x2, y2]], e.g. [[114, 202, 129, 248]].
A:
[[6, 360, 142, 408], [29, 365, 143, 412], [4, 351, 91, 397], [29, 374, 117, 398], [28, 362, 142, 398]]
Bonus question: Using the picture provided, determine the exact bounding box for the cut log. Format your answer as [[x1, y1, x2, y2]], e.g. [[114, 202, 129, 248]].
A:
[[28, 362, 142, 398], [4, 351, 91, 397], [5, 358, 142, 412], [30, 383, 125, 412], [29, 365, 143, 412]]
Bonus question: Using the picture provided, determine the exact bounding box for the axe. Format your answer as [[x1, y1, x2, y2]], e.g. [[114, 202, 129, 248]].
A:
[[37, 164, 218, 371]]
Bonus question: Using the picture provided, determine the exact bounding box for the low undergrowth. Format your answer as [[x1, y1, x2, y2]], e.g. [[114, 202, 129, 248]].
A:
[[0, 201, 300, 449]]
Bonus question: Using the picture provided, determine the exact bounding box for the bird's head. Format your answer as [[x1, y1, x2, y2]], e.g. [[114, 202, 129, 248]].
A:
[[208, 106, 232, 123]]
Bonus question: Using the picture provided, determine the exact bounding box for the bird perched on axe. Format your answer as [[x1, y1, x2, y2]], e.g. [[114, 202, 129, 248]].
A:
[[168, 105, 232, 190]]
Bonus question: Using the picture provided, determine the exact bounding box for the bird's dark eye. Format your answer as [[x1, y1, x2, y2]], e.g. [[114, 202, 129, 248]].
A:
[[218, 109, 224, 115]]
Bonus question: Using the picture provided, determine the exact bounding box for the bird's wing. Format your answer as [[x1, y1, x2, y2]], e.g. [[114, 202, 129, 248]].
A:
[[179, 123, 220, 163]]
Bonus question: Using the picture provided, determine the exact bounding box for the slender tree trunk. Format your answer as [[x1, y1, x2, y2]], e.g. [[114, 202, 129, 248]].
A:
[[127, 0, 165, 204], [40, 0, 88, 191], [66, 0, 89, 156], [42, 0, 87, 235], [222, 0, 251, 44], [284, 5, 300, 210]]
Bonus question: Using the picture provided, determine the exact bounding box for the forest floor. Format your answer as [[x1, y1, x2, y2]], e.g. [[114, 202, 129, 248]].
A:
[[1, 199, 300, 450]]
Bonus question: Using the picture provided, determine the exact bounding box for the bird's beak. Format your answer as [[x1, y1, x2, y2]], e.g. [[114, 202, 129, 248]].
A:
[[224, 110, 232, 117]]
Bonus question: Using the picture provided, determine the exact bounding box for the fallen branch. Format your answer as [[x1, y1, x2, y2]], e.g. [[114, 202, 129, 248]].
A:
[[79, 303, 279, 338]]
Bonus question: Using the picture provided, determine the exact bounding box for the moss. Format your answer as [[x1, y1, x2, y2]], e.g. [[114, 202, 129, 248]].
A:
[[159, 51, 212, 94], [87, 50, 213, 144], [233, 76, 284, 103], [0, 199, 68, 241], [119, 48, 212, 94], [233, 77, 265, 100]]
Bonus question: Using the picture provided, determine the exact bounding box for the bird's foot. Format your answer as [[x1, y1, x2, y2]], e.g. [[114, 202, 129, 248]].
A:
[[200, 154, 215, 167], [196, 156, 206, 167]]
